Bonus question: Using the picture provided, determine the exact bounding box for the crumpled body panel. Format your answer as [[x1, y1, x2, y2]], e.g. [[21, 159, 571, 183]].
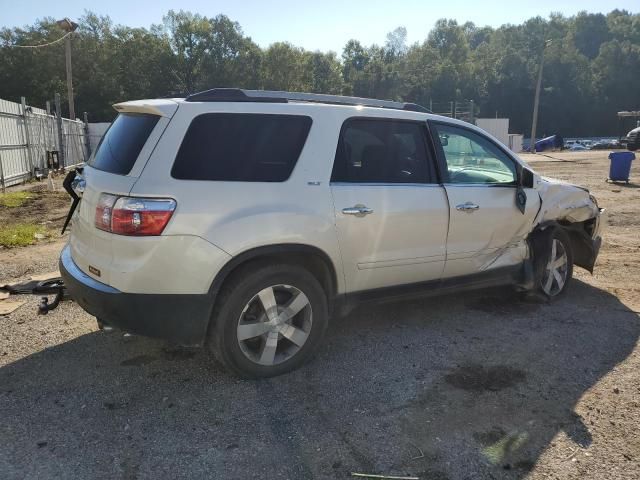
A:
[[472, 175, 603, 275], [534, 176, 600, 224]]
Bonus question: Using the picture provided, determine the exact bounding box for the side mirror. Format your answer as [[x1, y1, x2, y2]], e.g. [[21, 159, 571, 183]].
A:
[[439, 134, 449, 146], [515, 165, 534, 214], [515, 187, 527, 214], [519, 167, 535, 189]]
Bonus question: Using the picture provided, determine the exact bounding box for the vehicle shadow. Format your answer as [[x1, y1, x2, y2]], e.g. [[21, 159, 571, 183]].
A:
[[609, 181, 640, 189], [0, 279, 638, 479]]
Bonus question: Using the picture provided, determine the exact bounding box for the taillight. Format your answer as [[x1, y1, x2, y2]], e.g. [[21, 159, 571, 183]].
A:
[[94, 193, 176, 236], [94, 194, 118, 232]]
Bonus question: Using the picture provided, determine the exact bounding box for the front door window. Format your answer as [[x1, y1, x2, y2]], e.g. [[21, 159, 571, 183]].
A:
[[431, 124, 517, 185]]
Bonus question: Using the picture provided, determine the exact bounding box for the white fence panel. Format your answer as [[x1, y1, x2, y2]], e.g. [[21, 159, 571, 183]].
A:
[[87, 122, 110, 155], [0, 97, 88, 188], [476, 118, 510, 146], [62, 118, 87, 166]]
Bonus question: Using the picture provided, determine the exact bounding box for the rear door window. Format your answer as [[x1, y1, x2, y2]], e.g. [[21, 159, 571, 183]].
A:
[[331, 118, 434, 183], [171, 113, 312, 182], [89, 113, 159, 175]]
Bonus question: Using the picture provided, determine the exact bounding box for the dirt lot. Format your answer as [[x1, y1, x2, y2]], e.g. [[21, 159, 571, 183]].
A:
[[1, 151, 639, 479]]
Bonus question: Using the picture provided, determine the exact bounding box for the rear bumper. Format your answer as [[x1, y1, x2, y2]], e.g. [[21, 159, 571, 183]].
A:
[[59, 244, 212, 346]]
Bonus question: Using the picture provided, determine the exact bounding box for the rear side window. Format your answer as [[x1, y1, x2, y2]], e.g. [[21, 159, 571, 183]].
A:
[[171, 113, 312, 182], [89, 113, 159, 175], [331, 118, 432, 183]]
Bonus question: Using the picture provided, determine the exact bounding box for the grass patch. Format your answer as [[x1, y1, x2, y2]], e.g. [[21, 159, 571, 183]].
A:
[[0, 223, 47, 247], [0, 191, 32, 208]]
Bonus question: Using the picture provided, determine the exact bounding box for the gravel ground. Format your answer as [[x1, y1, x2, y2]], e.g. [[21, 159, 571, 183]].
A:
[[1, 151, 639, 479]]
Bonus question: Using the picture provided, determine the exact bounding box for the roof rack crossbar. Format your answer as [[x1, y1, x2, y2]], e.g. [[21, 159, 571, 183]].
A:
[[185, 88, 432, 113]]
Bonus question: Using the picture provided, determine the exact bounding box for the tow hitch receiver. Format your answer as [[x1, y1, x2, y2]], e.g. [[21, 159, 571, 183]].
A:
[[0, 277, 69, 315]]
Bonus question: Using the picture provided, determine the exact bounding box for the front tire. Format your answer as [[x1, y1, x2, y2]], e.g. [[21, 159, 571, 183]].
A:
[[207, 263, 329, 378], [536, 228, 573, 299]]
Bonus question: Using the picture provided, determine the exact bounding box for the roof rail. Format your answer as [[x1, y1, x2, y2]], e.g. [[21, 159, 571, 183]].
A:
[[184, 88, 432, 113]]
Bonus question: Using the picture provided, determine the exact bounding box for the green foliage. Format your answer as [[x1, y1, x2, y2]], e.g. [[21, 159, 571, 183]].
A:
[[0, 223, 46, 247], [0, 10, 639, 136], [0, 191, 31, 208]]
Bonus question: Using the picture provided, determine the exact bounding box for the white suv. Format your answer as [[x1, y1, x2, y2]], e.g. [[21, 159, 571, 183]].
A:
[[60, 88, 604, 377]]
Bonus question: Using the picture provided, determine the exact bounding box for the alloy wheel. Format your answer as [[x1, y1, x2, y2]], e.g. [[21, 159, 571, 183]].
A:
[[236, 284, 313, 366], [541, 238, 569, 296]]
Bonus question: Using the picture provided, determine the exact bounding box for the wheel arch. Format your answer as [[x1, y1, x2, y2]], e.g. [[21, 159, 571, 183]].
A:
[[529, 219, 597, 273], [208, 243, 339, 312]]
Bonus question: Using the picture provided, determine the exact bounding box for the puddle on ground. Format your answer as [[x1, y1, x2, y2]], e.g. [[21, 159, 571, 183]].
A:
[[120, 354, 158, 366], [162, 347, 197, 361], [444, 364, 526, 392], [473, 427, 507, 446], [465, 296, 541, 315]]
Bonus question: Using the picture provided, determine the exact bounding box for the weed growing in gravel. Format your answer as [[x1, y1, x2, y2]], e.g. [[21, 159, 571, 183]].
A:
[[0, 223, 47, 247]]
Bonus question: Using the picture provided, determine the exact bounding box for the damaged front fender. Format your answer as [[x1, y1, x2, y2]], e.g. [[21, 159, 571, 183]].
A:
[[534, 176, 601, 224], [531, 175, 605, 273]]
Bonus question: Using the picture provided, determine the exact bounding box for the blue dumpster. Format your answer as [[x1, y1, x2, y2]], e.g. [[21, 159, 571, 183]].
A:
[[535, 135, 558, 152], [608, 151, 635, 182]]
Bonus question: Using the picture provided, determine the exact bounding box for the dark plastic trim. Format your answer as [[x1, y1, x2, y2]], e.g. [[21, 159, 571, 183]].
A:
[[341, 264, 523, 306], [403, 103, 432, 113], [185, 88, 288, 103]]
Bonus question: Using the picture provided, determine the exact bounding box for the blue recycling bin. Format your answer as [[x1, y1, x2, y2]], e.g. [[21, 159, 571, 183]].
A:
[[608, 151, 635, 182]]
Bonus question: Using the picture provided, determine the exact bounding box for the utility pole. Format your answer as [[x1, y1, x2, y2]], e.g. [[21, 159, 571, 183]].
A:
[[529, 40, 552, 153], [56, 18, 78, 120]]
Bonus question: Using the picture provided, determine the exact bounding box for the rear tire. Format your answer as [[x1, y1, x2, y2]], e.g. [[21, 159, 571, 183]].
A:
[[207, 262, 328, 378]]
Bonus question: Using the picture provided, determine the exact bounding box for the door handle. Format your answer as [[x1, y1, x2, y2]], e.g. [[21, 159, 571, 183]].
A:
[[456, 202, 480, 212], [342, 204, 374, 217]]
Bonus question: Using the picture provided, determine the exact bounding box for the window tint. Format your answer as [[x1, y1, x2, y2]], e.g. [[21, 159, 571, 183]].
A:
[[331, 119, 432, 183], [432, 123, 517, 184], [171, 114, 312, 182], [89, 113, 159, 175]]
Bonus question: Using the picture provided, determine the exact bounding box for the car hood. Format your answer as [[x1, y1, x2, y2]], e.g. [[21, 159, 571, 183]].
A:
[[534, 175, 599, 224]]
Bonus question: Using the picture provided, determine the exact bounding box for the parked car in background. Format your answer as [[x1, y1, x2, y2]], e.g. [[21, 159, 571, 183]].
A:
[[60, 89, 605, 377], [627, 127, 640, 151], [592, 139, 622, 150], [569, 143, 589, 151]]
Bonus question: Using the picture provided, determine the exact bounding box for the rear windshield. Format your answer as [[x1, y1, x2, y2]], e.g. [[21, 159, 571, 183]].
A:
[[89, 113, 159, 175], [171, 113, 312, 182]]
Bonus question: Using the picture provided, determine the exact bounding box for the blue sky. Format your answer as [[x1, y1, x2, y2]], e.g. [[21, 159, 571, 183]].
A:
[[1, 0, 637, 52]]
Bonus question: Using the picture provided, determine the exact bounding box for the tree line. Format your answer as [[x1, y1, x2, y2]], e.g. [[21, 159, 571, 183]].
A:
[[1, 9, 639, 136]]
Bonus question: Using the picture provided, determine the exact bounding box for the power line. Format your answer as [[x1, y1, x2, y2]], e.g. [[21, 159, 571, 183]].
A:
[[3, 31, 72, 49]]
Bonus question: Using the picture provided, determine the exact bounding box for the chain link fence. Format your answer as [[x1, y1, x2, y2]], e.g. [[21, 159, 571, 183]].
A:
[[0, 97, 88, 190]]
